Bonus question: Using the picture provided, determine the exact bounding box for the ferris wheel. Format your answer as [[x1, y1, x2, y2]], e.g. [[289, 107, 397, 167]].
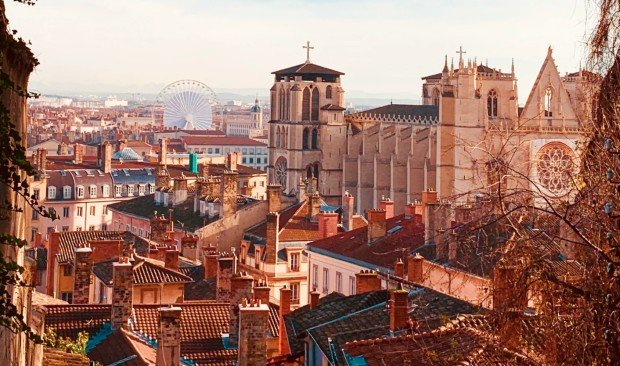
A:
[[155, 80, 219, 130]]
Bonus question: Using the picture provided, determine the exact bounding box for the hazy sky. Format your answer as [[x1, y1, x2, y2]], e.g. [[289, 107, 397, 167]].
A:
[[6, 0, 592, 101]]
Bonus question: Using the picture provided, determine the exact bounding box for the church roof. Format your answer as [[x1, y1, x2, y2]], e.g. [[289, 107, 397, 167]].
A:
[[272, 62, 344, 77], [359, 104, 439, 119], [421, 64, 501, 80]]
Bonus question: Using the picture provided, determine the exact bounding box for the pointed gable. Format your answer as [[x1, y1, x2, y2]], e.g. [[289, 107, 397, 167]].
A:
[[520, 47, 578, 122]]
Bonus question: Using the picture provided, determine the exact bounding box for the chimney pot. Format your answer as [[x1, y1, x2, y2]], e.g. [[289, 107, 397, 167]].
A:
[[366, 209, 387, 243], [355, 270, 382, 294]]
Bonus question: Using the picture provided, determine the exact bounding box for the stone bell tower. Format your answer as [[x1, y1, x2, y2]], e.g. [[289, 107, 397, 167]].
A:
[[267, 42, 347, 205]]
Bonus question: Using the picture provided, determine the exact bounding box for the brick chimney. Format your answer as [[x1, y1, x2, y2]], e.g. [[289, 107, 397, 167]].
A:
[[264, 212, 279, 264], [425, 202, 452, 261], [355, 270, 381, 294], [180, 234, 199, 261], [238, 299, 269, 366], [204, 246, 219, 279], [117, 138, 127, 152], [164, 249, 180, 271], [226, 152, 239, 172], [309, 288, 320, 309], [155, 165, 170, 191], [97, 142, 113, 174], [216, 256, 234, 302], [38, 148, 47, 173], [404, 202, 415, 218], [394, 258, 404, 278], [150, 213, 169, 243], [229, 272, 254, 347], [342, 191, 355, 231], [389, 283, 409, 332], [73, 144, 84, 164], [156, 306, 181, 366], [407, 253, 424, 283], [267, 184, 282, 213], [253, 282, 270, 304], [111, 257, 133, 330], [58, 142, 68, 156], [317, 209, 339, 239], [366, 209, 387, 243], [172, 175, 188, 206], [493, 262, 527, 311], [307, 191, 321, 222], [72, 244, 93, 304], [159, 138, 168, 165], [222, 170, 238, 218], [278, 286, 292, 355], [379, 197, 395, 219]]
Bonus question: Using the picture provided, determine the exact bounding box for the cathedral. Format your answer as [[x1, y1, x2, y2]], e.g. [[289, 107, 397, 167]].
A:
[[268, 46, 598, 214]]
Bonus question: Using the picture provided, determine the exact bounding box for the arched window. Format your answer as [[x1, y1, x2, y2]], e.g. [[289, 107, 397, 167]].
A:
[[306, 165, 313, 179], [544, 87, 553, 117], [302, 127, 310, 149], [313, 163, 320, 181], [275, 126, 281, 148], [311, 87, 320, 121], [302, 87, 311, 120], [326, 85, 333, 99], [432, 88, 440, 106], [279, 88, 285, 120], [274, 157, 288, 190], [487, 89, 498, 118], [311, 128, 319, 149], [48, 186, 57, 199]]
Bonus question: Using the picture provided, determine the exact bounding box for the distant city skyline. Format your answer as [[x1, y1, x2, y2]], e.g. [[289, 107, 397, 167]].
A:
[[7, 0, 592, 103]]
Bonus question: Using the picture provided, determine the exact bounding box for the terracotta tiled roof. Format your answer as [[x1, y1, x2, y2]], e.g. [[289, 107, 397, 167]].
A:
[[181, 135, 267, 147], [278, 201, 322, 242], [307, 214, 431, 270], [92, 257, 192, 286], [272, 62, 344, 76], [245, 202, 303, 239], [44, 304, 111, 339], [343, 326, 536, 366], [56, 231, 150, 264], [88, 328, 154, 366]]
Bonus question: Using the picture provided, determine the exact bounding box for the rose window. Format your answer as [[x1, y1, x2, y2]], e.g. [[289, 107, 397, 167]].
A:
[[536, 143, 575, 194], [275, 158, 287, 190]]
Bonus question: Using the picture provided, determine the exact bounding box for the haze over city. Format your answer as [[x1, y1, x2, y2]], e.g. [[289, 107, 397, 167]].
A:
[[6, 0, 590, 102]]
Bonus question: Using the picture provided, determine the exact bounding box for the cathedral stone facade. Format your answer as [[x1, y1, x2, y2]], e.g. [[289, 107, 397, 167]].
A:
[[269, 47, 598, 214]]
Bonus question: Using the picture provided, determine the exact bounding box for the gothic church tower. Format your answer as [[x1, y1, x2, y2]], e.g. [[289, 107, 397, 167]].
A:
[[268, 43, 347, 204]]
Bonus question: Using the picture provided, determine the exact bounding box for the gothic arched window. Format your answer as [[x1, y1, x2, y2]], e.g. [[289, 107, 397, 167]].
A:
[[302, 87, 311, 120], [279, 88, 285, 120], [432, 88, 440, 106], [302, 127, 310, 149], [536, 142, 574, 194], [275, 126, 281, 148], [544, 87, 553, 117], [306, 165, 313, 179], [313, 162, 320, 181], [283, 127, 288, 148], [487, 89, 498, 118], [326, 85, 333, 99], [274, 157, 288, 190], [311, 87, 320, 121], [311, 128, 319, 149]]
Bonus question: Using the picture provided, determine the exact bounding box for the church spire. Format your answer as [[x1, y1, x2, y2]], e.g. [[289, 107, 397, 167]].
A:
[[450, 57, 454, 74], [442, 55, 449, 73], [511, 58, 515, 76]]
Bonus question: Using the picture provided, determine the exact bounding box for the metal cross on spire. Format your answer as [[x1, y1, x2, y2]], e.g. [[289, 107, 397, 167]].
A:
[[303, 41, 314, 63], [456, 46, 466, 66]]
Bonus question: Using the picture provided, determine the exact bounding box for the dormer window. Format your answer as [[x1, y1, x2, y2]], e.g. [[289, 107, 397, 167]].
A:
[[89, 185, 97, 198], [127, 185, 134, 196], [544, 87, 553, 117], [487, 89, 498, 118], [115, 185, 122, 197], [63, 186, 72, 199], [102, 185, 110, 198], [75, 185, 85, 199], [48, 186, 57, 199]]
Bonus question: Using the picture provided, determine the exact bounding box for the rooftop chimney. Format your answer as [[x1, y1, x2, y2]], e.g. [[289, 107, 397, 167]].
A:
[[389, 283, 409, 332], [309, 288, 320, 309], [229, 272, 254, 347], [366, 209, 387, 243], [267, 184, 282, 213], [307, 191, 321, 222], [424, 201, 452, 261], [57, 142, 68, 156], [493, 262, 527, 311], [379, 196, 395, 219], [226, 152, 239, 172], [317, 210, 339, 239], [98, 142, 113, 173], [156, 306, 182, 366], [111, 257, 133, 330], [117, 138, 127, 152], [222, 170, 238, 218], [264, 212, 279, 264], [394, 258, 404, 278], [298, 178, 307, 202], [216, 256, 234, 302], [253, 282, 270, 304], [238, 299, 269, 366], [279, 286, 292, 355], [159, 138, 168, 165], [204, 246, 219, 279], [164, 249, 180, 271], [73, 244, 93, 304], [180, 234, 199, 261], [172, 174, 188, 206], [407, 253, 424, 283], [73, 144, 84, 164], [342, 191, 355, 231], [355, 270, 381, 294], [38, 148, 47, 173], [150, 212, 169, 243]]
